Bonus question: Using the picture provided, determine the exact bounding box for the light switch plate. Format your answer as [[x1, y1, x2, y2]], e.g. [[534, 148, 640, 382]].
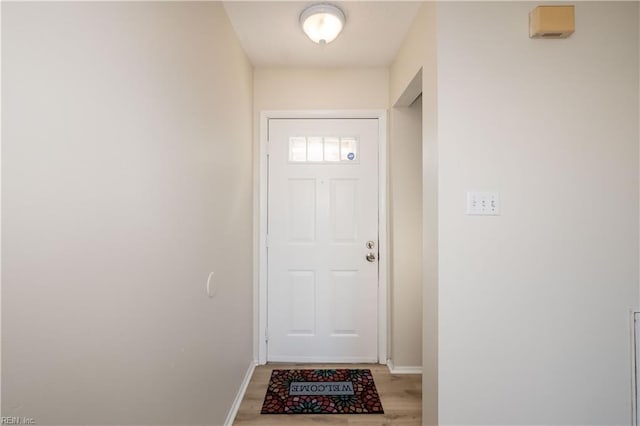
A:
[[466, 192, 499, 215]]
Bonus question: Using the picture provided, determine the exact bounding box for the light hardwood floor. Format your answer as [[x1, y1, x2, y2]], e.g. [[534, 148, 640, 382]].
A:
[[233, 364, 421, 425]]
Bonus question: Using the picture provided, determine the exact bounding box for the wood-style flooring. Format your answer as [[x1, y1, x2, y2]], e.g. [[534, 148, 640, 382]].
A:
[[233, 363, 421, 425]]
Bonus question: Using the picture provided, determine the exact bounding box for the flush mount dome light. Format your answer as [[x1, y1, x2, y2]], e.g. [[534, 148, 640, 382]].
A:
[[300, 3, 346, 44]]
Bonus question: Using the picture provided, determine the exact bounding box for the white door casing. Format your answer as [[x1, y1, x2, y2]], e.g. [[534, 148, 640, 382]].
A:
[[267, 118, 379, 363], [256, 111, 388, 365]]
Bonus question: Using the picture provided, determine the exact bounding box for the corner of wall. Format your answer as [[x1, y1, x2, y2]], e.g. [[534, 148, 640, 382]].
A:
[[388, 2, 438, 424]]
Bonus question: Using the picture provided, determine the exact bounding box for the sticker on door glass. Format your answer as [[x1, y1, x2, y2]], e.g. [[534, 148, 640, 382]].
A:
[[340, 138, 358, 161], [288, 137, 358, 164]]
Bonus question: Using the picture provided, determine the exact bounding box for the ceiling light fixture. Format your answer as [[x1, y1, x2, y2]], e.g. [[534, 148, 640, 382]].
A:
[[300, 3, 346, 45]]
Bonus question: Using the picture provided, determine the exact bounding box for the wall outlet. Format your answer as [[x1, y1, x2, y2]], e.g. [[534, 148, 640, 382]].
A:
[[466, 192, 499, 215]]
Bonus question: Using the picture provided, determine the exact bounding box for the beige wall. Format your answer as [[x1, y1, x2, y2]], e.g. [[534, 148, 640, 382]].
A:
[[253, 67, 390, 358], [2, 3, 253, 424], [254, 67, 426, 369], [437, 3, 638, 423], [390, 3, 439, 424], [392, 2, 639, 425], [389, 96, 423, 368], [254, 68, 388, 111]]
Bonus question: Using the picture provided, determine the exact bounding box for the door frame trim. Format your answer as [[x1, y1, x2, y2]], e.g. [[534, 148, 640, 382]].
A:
[[256, 109, 388, 365]]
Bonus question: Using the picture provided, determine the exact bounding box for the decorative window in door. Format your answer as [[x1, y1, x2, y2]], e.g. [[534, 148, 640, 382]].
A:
[[288, 136, 359, 163]]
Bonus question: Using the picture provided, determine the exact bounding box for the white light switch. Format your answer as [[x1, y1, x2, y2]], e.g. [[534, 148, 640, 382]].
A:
[[466, 192, 499, 215]]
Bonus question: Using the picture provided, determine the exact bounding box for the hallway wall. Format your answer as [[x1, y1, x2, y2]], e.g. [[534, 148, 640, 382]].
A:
[[394, 2, 639, 425], [254, 68, 388, 111], [390, 3, 439, 423], [389, 97, 423, 369], [253, 67, 389, 355], [2, 3, 254, 424], [252, 68, 427, 367], [437, 3, 638, 424]]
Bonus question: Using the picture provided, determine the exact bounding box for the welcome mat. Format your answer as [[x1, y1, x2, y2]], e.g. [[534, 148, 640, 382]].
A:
[[260, 369, 384, 414]]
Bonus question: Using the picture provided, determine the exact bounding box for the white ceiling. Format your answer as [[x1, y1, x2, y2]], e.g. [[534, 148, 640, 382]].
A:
[[222, 2, 422, 68]]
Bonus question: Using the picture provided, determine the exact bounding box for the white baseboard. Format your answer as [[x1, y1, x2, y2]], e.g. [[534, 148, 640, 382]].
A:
[[224, 359, 257, 426], [269, 355, 378, 363], [386, 359, 422, 375]]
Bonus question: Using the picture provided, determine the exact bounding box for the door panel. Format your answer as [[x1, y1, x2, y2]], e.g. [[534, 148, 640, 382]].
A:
[[289, 270, 315, 334], [330, 179, 358, 242], [330, 270, 357, 334], [288, 179, 316, 242], [267, 118, 379, 362]]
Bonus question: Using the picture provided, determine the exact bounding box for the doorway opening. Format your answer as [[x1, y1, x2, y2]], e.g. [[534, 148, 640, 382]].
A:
[[256, 110, 388, 365]]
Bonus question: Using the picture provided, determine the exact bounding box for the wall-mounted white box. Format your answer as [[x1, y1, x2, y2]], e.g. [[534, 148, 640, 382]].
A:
[[466, 192, 500, 215]]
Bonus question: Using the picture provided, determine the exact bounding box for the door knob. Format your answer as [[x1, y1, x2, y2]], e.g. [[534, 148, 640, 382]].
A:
[[366, 252, 376, 262]]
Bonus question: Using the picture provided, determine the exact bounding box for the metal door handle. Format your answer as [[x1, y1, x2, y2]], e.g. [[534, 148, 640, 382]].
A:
[[366, 252, 376, 262]]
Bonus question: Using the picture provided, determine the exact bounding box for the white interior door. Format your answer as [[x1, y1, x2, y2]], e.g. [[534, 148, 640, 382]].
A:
[[267, 118, 379, 362]]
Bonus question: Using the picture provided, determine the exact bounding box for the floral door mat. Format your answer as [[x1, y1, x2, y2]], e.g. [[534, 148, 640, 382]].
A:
[[260, 369, 384, 414]]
